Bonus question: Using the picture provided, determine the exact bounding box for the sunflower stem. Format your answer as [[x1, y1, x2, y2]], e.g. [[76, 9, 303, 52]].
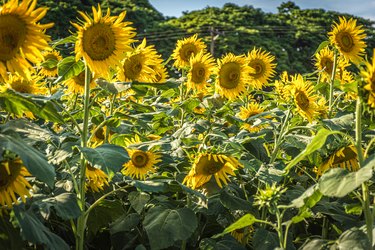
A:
[[328, 50, 338, 118], [270, 109, 290, 164], [76, 64, 92, 250]]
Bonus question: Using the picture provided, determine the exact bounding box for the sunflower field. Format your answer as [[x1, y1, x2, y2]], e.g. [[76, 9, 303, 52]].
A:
[[1, 0, 375, 249]]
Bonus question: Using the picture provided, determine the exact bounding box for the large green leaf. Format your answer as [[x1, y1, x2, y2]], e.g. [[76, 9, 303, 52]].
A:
[[214, 214, 258, 238], [0, 89, 64, 123], [110, 213, 140, 234], [289, 185, 322, 224], [0, 215, 24, 249], [220, 189, 252, 211], [143, 206, 198, 250], [55, 56, 84, 84], [284, 128, 340, 173], [13, 206, 69, 250], [128, 191, 150, 214], [252, 228, 279, 250], [79, 144, 129, 174], [0, 132, 55, 188], [332, 228, 371, 249], [40, 193, 81, 220]]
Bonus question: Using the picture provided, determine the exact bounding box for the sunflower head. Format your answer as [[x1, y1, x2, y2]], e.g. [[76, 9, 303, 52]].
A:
[[72, 5, 136, 77], [86, 165, 109, 192], [0, 157, 32, 208], [361, 49, 375, 109], [215, 53, 253, 100], [38, 50, 63, 77], [0, 0, 53, 79], [186, 51, 215, 92], [254, 183, 286, 209], [4, 74, 46, 95], [122, 149, 161, 180], [246, 47, 276, 89], [237, 102, 267, 132], [183, 152, 243, 189], [328, 16, 366, 64], [314, 47, 349, 82], [63, 70, 96, 94], [231, 226, 254, 245], [172, 34, 207, 69]]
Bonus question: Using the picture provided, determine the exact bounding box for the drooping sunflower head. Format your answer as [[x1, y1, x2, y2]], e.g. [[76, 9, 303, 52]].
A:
[[122, 148, 162, 180], [231, 226, 254, 246], [63, 70, 96, 94], [0, 0, 53, 79], [86, 164, 109, 192], [361, 49, 375, 109], [183, 153, 243, 190], [38, 50, 63, 77], [237, 102, 267, 132], [316, 145, 359, 176], [246, 47, 276, 89], [328, 16, 366, 64], [118, 39, 161, 82], [172, 34, 207, 69], [72, 5, 136, 77], [290, 74, 320, 123], [314, 47, 349, 82], [215, 53, 253, 100], [0, 157, 32, 208], [186, 51, 215, 92]]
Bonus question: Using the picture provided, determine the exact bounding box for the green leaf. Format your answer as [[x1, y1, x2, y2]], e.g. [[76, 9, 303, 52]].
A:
[[55, 56, 84, 84], [0, 215, 24, 249], [214, 214, 258, 238], [52, 35, 77, 48], [143, 206, 198, 250], [284, 128, 340, 173], [42, 193, 81, 220], [300, 239, 329, 250], [181, 98, 200, 113], [132, 180, 168, 193], [40, 58, 59, 70], [13, 206, 69, 250], [318, 163, 373, 197], [289, 185, 322, 223], [220, 189, 252, 211], [333, 228, 371, 249], [0, 133, 55, 188], [252, 228, 279, 250], [313, 40, 329, 56], [95, 79, 132, 94], [79, 144, 129, 175], [110, 213, 140, 234], [128, 191, 150, 214]]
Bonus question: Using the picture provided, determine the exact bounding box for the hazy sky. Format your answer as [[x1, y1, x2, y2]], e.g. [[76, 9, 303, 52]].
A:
[[148, 0, 375, 21]]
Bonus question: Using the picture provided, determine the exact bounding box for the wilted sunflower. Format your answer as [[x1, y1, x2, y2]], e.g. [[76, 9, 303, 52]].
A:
[[118, 39, 162, 82], [291, 74, 321, 123], [361, 49, 375, 108], [231, 226, 254, 245], [237, 102, 267, 132], [314, 47, 349, 82], [0, 0, 53, 79], [215, 53, 253, 100], [63, 70, 96, 94], [183, 153, 243, 189], [246, 47, 276, 89], [186, 52, 215, 92], [316, 145, 359, 176], [328, 16, 366, 63], [172, 34, 206, 69], [38, 50, 62, 77], [86, 165, 109, 192], [0, 158, 32, 208], [72, 5, 136, 77]]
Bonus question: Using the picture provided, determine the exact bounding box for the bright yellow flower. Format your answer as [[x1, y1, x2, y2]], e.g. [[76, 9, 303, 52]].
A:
[[314, 47, 349, 82], [237, 102, 267, 132], [172, 34, 206, 69], [328, 16, 366, 63], [0, 158, 32, 208], [38, 50, 63, 77], [246, 47, 276, 89], [183, 153, 243, 189], [361, 49, 375, 108], [215, 53, 253, 100], [63, 70, 96, 94], [4, 74, 46, 95], [186, 51, 215, 92], [0, 0, 53, 79], [72, 5, 136, 77], [86, 165, 109, 192]]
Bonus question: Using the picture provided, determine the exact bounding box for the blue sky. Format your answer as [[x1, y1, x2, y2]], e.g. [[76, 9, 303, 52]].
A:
[[148, 0, 375, 21]]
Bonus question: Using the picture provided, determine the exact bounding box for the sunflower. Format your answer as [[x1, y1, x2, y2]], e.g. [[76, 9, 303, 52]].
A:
[[38, 50, 63, 77], [122, 149, 161, 180], [117, 39, 162, 82], [183, 153, 243, 189], [215, 53, 253, 100], [361, 49, 375, 108], [314, 47, 349, 82], [172, 34, 207, 69], [328, 16, 366, 64], [0, 158, 32, 208], [63, 70, 96, 94], [186, 51, 215, 92], [72, 5, 136, 77], [237, 102, 267, 132], [316, 145, 359, 176], [86, 165, 109, 192], [274, 71, 293, 102], [290, 74, 321, 123], [3, 74, 46, 95], [0, 0, 53, 80], [90, 126, 107, 147], [246, 47, 276, 89], [150, 64, 169, 84], [231, 226, 254, 245]]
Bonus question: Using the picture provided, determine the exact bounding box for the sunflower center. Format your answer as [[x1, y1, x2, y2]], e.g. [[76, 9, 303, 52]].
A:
[[0, 159, 22, 188], [332, 147, 357, 165], [180, 44, 198, 62], [0, 15, 27, 61], [192, 64, 206, 84], [131, 151, 149, 168], [10, 79, 33, 93], [249, 60, 265, 78], [220, 62, 241, 89], [295, 90, 310, 110], [82, 23, 116, 61], [123, 54, 144, 81], [338, 32, 354, 52], [73, 71, 86, 86], [95, 128, 105, 140], [321, 57, 333, 74], [197, 155, 226, 175]]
